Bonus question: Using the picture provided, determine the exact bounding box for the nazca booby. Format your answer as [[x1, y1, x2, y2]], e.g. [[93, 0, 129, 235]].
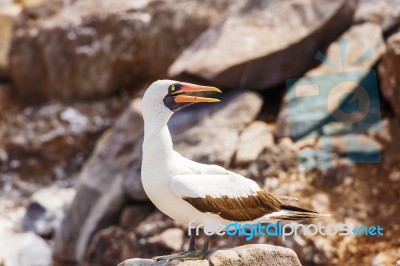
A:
[[141, 80, 324, 262]]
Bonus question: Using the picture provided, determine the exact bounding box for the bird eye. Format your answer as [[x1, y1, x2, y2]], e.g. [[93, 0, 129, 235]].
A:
[[171, 85, 175, 91]]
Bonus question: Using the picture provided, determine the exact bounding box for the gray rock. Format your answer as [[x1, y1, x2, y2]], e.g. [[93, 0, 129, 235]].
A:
[[0, 232, 52, 266], [209, 244, 302, 266], [0, 4, 21, 77], [55, 91, 263, 263], [276, 22, 385, 140], [370, 118, 391, 144], [119, 259, 209, 266], [9, 0, 230, 102], [389, 170, 400, 182], [0, 216, 16, 234], [147, 228, 184, 252], [117, 259, 156, 266], [354, 0, 400, 32], [169, 0, 357, 89], [83, 211, 180, 264], [0, 97, 126, 182], [246, 139, 298, 183], [53, 99, 151, 263], [21, 186, 75, 237], [119, 204, 154, 228], [235, 121, 274, 165], [310, 192, 331, 213], [54, 170, 129, 262], [370, 250, 400, 266], [379, 32, 400, 116], [316, 134, 382, 156], [118, 244, 302, 266], [297, 133, 383, 168]]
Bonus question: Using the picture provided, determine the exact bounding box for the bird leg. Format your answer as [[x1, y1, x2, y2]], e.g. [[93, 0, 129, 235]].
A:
[[153, 234, 211, 263], [201, 235, 210, 253], [188, 228, 196, 251]]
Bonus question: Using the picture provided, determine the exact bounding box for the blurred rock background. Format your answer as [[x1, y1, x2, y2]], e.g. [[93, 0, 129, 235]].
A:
[[0, 0, 399, 265]]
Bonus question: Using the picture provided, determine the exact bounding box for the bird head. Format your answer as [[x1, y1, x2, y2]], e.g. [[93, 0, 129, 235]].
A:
[[142, 80, 221, 118]]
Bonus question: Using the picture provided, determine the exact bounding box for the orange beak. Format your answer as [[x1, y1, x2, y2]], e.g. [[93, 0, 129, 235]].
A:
[[172, 82, 221, 103]]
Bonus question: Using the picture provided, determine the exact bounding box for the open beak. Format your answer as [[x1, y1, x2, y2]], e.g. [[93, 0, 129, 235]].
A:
[[171, 82, 221, 103]]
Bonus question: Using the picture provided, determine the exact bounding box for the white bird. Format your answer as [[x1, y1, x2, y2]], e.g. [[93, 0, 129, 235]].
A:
[[141, 80, 324, 262]]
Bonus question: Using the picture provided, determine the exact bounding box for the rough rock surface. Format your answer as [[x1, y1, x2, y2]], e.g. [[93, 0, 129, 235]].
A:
[[354, 0, 400, 31], [82, 211, 181, 265], [18, 0, 49, 7], [209, 244, 302, 266], [315, 134, 383, 156], [54, 91, 263, 263], [169, 0, 357, 89], [0, 94, 127, 182], [119, 204, 154, 228], [245, 138, 298, 183], [0, 4, 21, 76], [21, 186, 75, 237], [9, 0, 230, 102], [276, 22, 385, 139], [147, 228, 184, 252], [0, 231, 52, 266], [118, 244, 302, 266], [379, 32, 400, 115], [234, 121, 274, 165]]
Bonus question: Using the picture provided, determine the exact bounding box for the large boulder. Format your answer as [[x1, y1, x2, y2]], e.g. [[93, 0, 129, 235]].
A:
[[234, 121, 274, 165], [0, 232, 52, 266], [276, 22, 385, 140], [0, 96, 126, 182], [169, 0, 357, 89], [82, 211, 182, 264], [54, 91, 263, 263], [0, 4, 21, 77], [208, 244, 302, 266], [21, 186, 75, 238], [9, 0, 230, 102], [354, 0, 400, 32], [379, 32, 400, 116], [118, 244, 302, 266], [275, 22, 385, 168]]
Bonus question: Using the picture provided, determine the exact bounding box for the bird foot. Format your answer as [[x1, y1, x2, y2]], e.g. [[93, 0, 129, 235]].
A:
[[153, 250, 206, 263]]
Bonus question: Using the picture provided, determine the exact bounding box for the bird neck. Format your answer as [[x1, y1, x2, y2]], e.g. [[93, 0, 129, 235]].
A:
[[143, 112, 174, 159]]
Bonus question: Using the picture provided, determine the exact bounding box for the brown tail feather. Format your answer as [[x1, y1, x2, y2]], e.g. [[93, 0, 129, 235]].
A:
[[281, 204, 318, 214], [271, 204, 329, 221]]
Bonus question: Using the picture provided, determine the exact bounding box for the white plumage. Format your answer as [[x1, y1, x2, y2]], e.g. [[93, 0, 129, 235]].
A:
[[171, 173, 260, 199]]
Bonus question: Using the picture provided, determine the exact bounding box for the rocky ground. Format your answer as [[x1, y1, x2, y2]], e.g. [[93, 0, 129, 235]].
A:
[[1, 0, 400, 266], [118, 244, 303, 266]]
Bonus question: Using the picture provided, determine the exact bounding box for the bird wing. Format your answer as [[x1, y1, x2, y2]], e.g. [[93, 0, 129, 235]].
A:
[[170, 173, 282, 222]]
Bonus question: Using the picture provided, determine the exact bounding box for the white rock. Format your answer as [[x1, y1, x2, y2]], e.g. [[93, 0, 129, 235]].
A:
[[235, 121, 274, 165], [21, 186, 75, 237], [147, 228, 184, 252], [0, 4, 21, 75], [0, 232, 52, 266], [30, 186, 75, 212]]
